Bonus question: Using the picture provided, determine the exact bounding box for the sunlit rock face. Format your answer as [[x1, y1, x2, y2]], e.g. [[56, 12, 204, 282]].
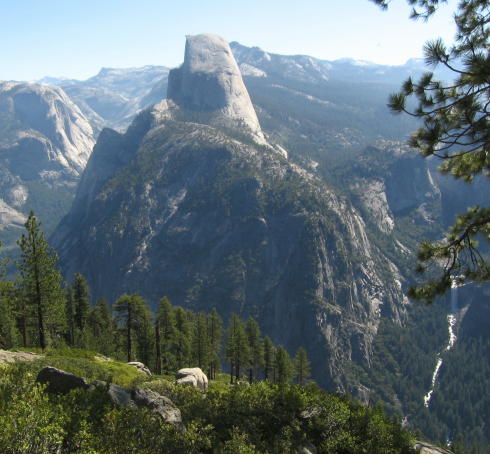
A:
[[0, 82, 95, 242], [166, 34, 265, 142]]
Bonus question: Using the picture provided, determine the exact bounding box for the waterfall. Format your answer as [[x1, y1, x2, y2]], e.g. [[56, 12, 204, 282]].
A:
[[423, 282, 459, 407]]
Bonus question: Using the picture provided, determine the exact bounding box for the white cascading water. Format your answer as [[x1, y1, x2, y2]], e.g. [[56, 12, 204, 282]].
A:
[[423, 281, 458, 407]]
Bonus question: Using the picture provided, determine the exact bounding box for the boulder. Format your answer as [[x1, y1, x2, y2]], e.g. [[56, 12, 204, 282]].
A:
[[37, 367, 181, 425], [176, 375, 198, 388], [92, 382, 181, 424], [37, 367, 89, 394], [297, 442, 318, 454], [414, 441, 454, 454], [176, 367, 208, 390], [127, 361, 152, 376]]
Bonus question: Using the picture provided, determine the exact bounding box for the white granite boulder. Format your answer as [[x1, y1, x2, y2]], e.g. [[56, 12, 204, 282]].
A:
[[127, 361, 152, 376], [176, 367, 208, 390]]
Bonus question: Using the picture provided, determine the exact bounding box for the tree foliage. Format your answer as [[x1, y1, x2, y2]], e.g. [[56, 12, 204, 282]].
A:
[[16, 211, 65, 350], [372, 0, 490, 302]]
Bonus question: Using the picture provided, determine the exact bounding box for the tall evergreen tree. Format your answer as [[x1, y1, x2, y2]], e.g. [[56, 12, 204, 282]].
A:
[[174, 306, 191, 369], [0, 245, 18, 348], [207, 308, 223, 379], [114, 293, 146, 362], [226, 314, 250, 383], [191, 313, 211, 370], [245, 317, 264, 383], [72, 273, 90, 332], [274, 346, 293, 384], [64, 285, 75, 346], [135, 302, 154, 368], [87, 298, 115, 356], [263, 336, 275, 381], [293, 347, 311, 385], [17, 211, 65, 350], [155, 297, 177, 373]]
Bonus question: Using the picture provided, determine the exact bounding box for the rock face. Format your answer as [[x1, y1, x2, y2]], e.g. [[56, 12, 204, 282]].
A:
[[49, 65, 170, 133], [166, 34, 265, 142], [0, 82, 95, 246], [176, 368, 208, 390], [52, 34, 407, 390]]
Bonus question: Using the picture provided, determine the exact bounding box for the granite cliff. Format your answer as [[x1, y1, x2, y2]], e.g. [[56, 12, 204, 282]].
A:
[[52, 34, 410, 389], [0, 82, 95, 247]]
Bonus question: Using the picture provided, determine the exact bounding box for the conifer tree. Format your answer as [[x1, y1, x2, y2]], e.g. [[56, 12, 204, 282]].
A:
[[64, 285, 75, 346], [0, 245, 18, 348], [17, 211, 65, 350], [245, 317, 264, 383], [73, 273, 90, 332], [135, 302, 154, 367], [191, 312, 211, 369], [226, 314, 250, 383], [155, 296, 177, 373], [87, 298, 115, 355], [263, 336, 275, 380], [174, 306, 191, 369], [207, 308, 223, 379], [293, 347, 311, 385], [114, 293, 146, 362], [274, 346, 293, 384], [0, 254, 18, 349]]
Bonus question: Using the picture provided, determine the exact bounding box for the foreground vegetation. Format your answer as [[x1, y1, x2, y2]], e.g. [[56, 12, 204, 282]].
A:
[[0, 350, 416, 453]]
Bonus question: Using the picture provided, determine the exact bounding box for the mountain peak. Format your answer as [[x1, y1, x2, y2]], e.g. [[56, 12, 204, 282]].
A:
[[165, 34, 265, 142]]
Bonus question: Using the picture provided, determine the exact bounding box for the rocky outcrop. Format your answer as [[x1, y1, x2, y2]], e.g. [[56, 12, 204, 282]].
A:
[[176, 368, 208, 390], [0, 349, 43, 363], [165, 34, 265, 143], [127, 361, 152, 376], [36, 367, 181, 425], [37, 367, 89, 394], [414, 441, 454, 454]]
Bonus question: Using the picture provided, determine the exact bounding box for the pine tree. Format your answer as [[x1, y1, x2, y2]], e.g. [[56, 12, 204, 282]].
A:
[[245, 317, 264, 383], [17, 211, 65, 350], [207, 308, 223, 379], [372, 0, 490, 301], [293, 347, 311, 385], [155, 296, 177, 373], [174, 306, 191, 369], [274, 346, 293, 384], [114, 293, 146, 362], [87, 298, 115, 356], [191, 312, 211, 369], [263, 336, 275, 380], [226, 314, 250, 383], [135, 302, 154, 368], [73, 273, 90, 333], [64, 285, 75, 346], [0, 246, 18, 348]]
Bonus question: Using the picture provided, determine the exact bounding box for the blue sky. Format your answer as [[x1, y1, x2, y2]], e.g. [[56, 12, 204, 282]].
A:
[[0, 0, 458, 81]]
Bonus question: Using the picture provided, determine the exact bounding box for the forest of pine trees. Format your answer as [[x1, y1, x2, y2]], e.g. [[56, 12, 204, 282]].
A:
[[0, 212, 311, 385]]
